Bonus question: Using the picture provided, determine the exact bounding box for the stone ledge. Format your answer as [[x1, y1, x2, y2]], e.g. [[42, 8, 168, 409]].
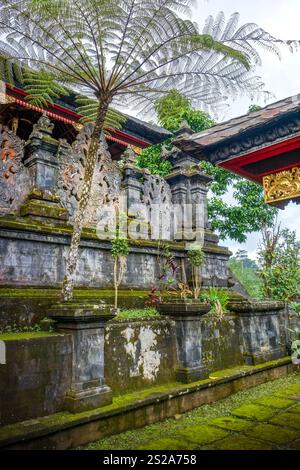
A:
[[228, 300, 286, 314], [0, 216, 231, 256], [0, 357, 293, 450]]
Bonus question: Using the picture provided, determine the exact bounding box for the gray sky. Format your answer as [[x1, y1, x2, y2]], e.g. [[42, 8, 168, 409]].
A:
[[192, 0, 300, 258]]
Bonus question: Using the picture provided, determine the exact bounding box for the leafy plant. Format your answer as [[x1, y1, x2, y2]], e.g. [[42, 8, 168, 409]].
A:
[[137, 143, 172, 177], [200, 287, 229, 321], [187, 245, 205, 300], [290, 302, 300, 315]]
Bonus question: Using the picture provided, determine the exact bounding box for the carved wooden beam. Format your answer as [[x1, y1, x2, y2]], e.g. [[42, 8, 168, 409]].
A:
[[263, 167, 300, 205]]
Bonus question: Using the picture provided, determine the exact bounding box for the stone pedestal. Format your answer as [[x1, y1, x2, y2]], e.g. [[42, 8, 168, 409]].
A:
[[229, 300, 286, 365], [49, 303, 115, 413], [158, 300, 210, 383]]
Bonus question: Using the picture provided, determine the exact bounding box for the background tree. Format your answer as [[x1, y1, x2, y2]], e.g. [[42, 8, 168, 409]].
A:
[[138, 89, 278, 242], [0, 0, 257, 301], [257, 221, 300, 301]]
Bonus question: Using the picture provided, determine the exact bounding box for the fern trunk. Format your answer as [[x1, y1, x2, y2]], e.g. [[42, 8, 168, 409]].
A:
[[60, 100, 109, 302]]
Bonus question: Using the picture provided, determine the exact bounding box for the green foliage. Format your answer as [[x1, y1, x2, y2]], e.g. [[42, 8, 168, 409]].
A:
[[114, 308, 160, 321], [291, 302, 300, 315], [75, 95, 126, 129], [141, 88, 278, 242], [111, 238, 129, 258], [23, 69, 70, 107], [248, 104, 262, 113], [0, 322, 42, 335], [229, 258, 263, 299], [155, 90, 216, 133], [155, 90, 191, 131], [0, 55, 23, 85], [257, 227, 300, 301], [187, 246, 205, 267], [207, 179, 277, 242], [200, 287, 229, 319], [137, 143, 172, 177]]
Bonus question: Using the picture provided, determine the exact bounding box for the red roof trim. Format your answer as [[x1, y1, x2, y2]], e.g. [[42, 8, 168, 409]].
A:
[[220, 135, 300, 184], [5, 84, 148, 148]]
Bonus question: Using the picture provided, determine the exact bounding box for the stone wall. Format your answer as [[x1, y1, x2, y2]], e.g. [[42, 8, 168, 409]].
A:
[[105, 318, 178, 392], [0, 216, 231, 291], [0, 333, 72, 425], [0, 314, 259, 424], [0, 114, 233, 292]]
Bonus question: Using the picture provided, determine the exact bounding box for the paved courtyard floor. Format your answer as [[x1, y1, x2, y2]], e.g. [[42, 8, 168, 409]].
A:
[[85, 373, 300, 450]]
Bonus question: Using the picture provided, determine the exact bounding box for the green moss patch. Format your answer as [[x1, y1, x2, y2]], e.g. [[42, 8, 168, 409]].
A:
[[287, 439, 300, 450], [137, 438, 195, 450], [253, 396, 296, 409], [114, 308, 160, 321], [0, 332, 58, 341], [208, 416, 255, 432], [176, 425, 228, 446], [231, 404, 277, 422], [289, 403, 300, 413], [271, 412, 300, 430], [244, 423, 299, 445], [208, 435, 274, 450]]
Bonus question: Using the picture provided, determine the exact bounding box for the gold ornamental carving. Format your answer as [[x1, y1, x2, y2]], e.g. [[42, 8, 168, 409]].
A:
[[263, 167, 300, 204]]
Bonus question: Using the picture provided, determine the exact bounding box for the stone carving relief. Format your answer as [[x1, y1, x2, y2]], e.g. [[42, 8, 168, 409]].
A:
[[0, 125, 31, 215], [57, 124, 122, 227], [142, 173, 173, 240]]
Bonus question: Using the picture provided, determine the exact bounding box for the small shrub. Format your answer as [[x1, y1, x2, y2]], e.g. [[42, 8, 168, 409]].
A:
[[200, 288, 229, 321]]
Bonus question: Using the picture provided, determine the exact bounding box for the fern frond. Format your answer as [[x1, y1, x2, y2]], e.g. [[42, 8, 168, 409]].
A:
[[76, 94, 126, 130]]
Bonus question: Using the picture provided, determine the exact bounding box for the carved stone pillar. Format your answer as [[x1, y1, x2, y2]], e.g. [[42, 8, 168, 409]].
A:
[[122, 147, 150, 239], [158, 301, 210, 383], [50, 303, 115, 413], [21, 114, 68, 221]]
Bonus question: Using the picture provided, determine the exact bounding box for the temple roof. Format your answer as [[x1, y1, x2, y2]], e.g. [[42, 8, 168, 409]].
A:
[[175, 94, 300, 186], [175, 94, 300, 155], [5, 83, 171, 147]]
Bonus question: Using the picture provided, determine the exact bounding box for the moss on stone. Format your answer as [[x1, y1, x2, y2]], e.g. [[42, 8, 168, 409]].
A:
[[208, 435, 274, 450], [244, 423, 299, 445], [290, 403, 300, 413], [271, 412, 300, 430], [137, 438, 195, 450], [0, 332, 59, 341], [287, 439, 300, 450], [208, 416, 255, 432], [253, 396, 296, 409], [176, 424, 228, 446], [231, 403, 277, 421]]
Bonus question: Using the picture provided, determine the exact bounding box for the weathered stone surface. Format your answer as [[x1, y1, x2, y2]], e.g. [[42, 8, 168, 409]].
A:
[[105, 318, 177, 392], [0, 358, 293, 449], [50, 303, 114, 413], [0, 334, 72, 425]]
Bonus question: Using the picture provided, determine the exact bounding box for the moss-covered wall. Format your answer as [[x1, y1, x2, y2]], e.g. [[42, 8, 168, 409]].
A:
[[0, 333, 72, 425], [0, 311, 288, 426]]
